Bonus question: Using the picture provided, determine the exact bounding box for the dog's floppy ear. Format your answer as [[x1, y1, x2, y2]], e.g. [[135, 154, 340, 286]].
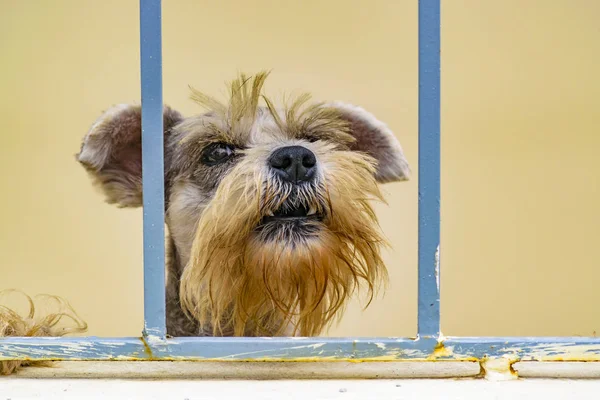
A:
[[326, 102, 410, 183], [77, 104, 183, 208]]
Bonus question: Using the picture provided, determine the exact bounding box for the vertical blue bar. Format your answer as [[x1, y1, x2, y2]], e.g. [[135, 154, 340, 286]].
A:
[[140, 0, 166, 339], [417, 0, 441, 338]]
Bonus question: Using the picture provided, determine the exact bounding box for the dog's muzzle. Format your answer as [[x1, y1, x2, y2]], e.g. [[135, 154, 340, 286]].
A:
[[254, 145, 325, 240], [259, 200, 324, 227], [268, 145, 316, 184]]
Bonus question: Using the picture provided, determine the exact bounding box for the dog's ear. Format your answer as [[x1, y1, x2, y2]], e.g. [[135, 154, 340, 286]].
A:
[[326, 102, 410, 183], [77, 104, 183, 207]]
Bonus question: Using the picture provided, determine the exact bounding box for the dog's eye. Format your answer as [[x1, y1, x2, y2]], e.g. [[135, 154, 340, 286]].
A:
[[201, 143, 235, 165]]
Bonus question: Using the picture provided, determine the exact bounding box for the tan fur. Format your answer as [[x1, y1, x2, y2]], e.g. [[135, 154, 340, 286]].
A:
[[0, 290, 87, 375], [180, 73, 389, 337], [189, 72, 269, 143]]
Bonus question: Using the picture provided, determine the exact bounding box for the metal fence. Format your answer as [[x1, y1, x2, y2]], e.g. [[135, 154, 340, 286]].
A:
[[1, 0, 598, 365]]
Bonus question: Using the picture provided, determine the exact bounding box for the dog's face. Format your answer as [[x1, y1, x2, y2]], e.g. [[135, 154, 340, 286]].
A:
[[77, 72, 410, 337]]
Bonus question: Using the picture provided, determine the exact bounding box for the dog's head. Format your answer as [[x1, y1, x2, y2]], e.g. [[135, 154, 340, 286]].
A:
[[77, 72, 410, 337]]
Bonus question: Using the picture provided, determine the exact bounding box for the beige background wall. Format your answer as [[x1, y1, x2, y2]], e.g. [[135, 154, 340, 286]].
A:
[[0, 0, 598, 338]]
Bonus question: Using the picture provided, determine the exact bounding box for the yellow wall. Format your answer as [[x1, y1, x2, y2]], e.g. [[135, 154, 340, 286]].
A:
[[1, 0, 598, 338]]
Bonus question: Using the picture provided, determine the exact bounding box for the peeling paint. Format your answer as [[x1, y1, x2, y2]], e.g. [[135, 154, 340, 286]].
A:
[[428, 342, 453, 360], [501, 343, 600, 362], [4, 335, 600, 377], [218, 343, 327, 360]]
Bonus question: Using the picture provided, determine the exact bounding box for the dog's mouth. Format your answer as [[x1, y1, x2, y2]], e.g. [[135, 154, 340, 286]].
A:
[[260, 204, 323, 225]]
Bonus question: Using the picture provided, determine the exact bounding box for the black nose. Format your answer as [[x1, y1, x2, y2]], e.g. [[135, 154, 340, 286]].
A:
[[269, 146, 317, 184]]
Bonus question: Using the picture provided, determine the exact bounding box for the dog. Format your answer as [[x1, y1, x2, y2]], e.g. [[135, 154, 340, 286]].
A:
[[1, 71, 409, 373]]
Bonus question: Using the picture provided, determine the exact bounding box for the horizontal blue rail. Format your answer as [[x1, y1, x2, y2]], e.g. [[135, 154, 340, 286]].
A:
[[2, 336, 600, 361]]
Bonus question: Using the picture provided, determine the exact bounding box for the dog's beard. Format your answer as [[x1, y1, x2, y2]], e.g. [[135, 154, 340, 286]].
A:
[[180, 148, 388, 337]]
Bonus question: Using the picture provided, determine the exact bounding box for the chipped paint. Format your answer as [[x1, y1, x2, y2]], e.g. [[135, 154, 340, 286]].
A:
[[218, 343, 328, 360], [0, 338, 147, 362], [500, 343, 600, 362], [3, 335, 600, 381], [427, 342, 453, 360]]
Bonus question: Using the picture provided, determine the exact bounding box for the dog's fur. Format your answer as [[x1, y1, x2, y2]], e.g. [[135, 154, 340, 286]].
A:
[[0, 72, 409, 373], [0, 290, 87, 375]]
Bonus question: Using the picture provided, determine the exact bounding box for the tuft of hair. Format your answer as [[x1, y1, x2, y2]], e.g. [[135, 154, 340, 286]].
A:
[[189, 71, 270, 139], [0, 290, 87, 375], [189, 71, 356, 146]]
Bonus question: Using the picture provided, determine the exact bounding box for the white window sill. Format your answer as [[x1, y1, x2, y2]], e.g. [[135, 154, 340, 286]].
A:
[[2, 377, 600, 400]]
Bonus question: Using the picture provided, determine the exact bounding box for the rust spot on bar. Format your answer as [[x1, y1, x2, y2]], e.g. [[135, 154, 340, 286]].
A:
[[508, 360, 517, 376], [140, 337, 155, 360]]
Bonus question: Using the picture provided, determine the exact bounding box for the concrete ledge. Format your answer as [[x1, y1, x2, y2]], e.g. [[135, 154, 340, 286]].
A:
[[6, 360, 600, 380], [516, 362, 600, 379], [8, 360, 481, 379], [2, 378, 600, 399]]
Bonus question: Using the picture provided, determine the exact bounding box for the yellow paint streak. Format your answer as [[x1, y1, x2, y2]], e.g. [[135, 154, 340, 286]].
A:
[[140, 337, 155, 360], [426, 342, 454, 360]]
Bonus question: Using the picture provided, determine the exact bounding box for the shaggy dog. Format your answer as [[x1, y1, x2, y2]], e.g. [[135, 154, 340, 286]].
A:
[[0, 72, 409, 374]]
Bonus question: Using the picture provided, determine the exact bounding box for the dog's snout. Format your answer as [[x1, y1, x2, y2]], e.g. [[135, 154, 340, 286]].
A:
[[269, 146, 317, 184]]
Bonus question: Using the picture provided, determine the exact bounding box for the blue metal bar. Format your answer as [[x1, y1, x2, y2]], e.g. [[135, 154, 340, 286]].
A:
[[3, 336, 600, 361], [417, 0, 441, 338], [140, 0, 166, 339]]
